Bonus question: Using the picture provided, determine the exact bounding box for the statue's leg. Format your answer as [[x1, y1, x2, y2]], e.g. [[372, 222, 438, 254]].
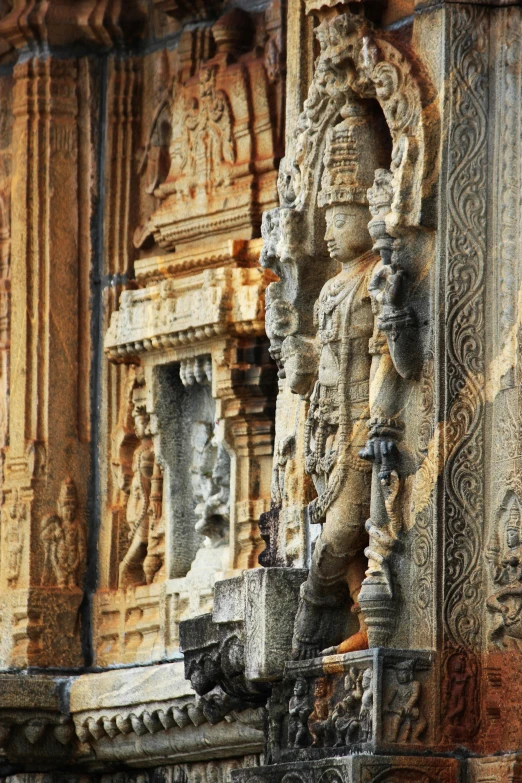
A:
[[292, 467, 370, 659], [119, 528, 148, 588]]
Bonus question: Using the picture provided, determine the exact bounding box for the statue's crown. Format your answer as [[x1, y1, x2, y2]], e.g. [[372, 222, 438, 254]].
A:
[[318, 100, 390, 208], [59, 476, 77, 505], [507, 504, 521, 532]]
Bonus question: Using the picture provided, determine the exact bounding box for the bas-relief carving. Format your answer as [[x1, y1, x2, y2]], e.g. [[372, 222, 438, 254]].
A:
[[443, 4, 488, 651], [2, 489, 26, 587], [486, 492, 522, 648], [134, 2, 283, 252], [278, 650, 432, 758], [40, 478, 86, 590], [118, 379, 164, 589], [441, 647, 479, 744], [382, 660, 426, 745], [168, 374, 231, 637]]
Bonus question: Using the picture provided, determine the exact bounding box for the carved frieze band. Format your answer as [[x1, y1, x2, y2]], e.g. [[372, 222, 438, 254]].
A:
[[442, 5, 489, 649]]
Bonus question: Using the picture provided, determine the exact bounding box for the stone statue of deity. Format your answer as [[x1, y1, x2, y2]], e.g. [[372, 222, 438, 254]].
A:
[[40, 477, 86, 589], [118, 392, 159, 588], [287, 102, 413, 658]]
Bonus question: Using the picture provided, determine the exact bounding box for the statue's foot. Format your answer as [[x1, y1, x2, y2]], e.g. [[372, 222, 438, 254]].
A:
[[291, 641, 322, 660], [333, 630, 369, 654]]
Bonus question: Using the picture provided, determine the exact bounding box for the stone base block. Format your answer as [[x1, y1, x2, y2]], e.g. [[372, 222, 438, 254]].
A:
[[272, 648, 434, 758], [468, 754, 522, 782], [232, 754, 460, 783], [0, 588, 83, 668]]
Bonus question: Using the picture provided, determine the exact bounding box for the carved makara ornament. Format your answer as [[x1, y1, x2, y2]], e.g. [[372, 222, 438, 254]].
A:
[[40, 478, 86, 590]]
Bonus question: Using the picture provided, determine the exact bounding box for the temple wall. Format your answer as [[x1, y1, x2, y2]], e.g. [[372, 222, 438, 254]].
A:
[[0, 0, 520, 780]]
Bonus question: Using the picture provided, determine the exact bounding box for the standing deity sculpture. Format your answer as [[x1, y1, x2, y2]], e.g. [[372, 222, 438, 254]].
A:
[[3, 489, 26, 587], [286, 102, 412, 659], [40, 477, 86, 589], [119, 389, 163, 588]]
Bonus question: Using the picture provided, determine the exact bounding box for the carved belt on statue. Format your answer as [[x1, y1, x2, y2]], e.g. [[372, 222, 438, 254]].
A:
[[347, 380, 369, 403]]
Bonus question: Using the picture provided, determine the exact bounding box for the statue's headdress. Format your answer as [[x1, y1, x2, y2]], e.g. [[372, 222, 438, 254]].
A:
[[59, 476, 77, 506], [395, 659, 415, 674], [507, 504, 521, 533], [318, 99, 390, 208], [132, 384, 148, 417]]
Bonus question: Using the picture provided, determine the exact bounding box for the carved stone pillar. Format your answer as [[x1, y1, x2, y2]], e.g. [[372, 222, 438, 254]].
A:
[[0, 56, 92, 667]]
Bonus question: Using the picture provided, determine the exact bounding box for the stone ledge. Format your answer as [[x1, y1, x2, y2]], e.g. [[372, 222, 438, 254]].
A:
[[232, 754, 461, 783]]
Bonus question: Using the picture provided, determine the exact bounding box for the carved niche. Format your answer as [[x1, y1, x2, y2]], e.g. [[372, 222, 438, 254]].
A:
[[97, 3, 282, 667], [260, 11, 438, 653], [134, 3, 284, 251]]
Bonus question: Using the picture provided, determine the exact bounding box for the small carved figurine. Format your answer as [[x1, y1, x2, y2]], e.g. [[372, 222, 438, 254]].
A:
[[308, 677, 333, 747], [384, 660, 427, 744], [138, 50, 172, 195], [40, 477, 86, 589], [443, 651, 476, 740], [287, 678, 312, 748], [331, 667, 363, 746], [487, 499, 522, 647], [191, 422, 230, 549], [143, 462, 165, 585], [358, 667, 373, 742], [119, 392, 158, 588], [3, 490, 25, 587]]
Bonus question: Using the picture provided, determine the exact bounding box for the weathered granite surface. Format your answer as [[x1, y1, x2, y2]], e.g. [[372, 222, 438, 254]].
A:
[[0, 0, 520, 780]]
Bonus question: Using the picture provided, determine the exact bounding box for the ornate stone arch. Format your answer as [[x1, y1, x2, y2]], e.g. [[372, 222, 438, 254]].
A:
[[282, 12, 438, 234]]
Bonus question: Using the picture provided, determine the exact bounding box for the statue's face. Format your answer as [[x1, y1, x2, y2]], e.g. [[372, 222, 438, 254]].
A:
[[315, 679, 327, 698], [134, 413, 149, 440], [454, 656, 465, 674], [294, 680, 307, 697], [362, 670, 371, 688], [397, 669, 411, 684], [507, 528, 520, 548], [61, 500, 76, 522], [324, 204, 372, 264]]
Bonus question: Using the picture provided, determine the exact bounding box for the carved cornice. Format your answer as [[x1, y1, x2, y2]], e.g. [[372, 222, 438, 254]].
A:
[[104, 247, 270, 363], [0, 675, 74, 765], [0, 1, 148, 52], [0, 663, 265, 768], [135, 239, 264, 285], [70, 661, 264, 765]]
